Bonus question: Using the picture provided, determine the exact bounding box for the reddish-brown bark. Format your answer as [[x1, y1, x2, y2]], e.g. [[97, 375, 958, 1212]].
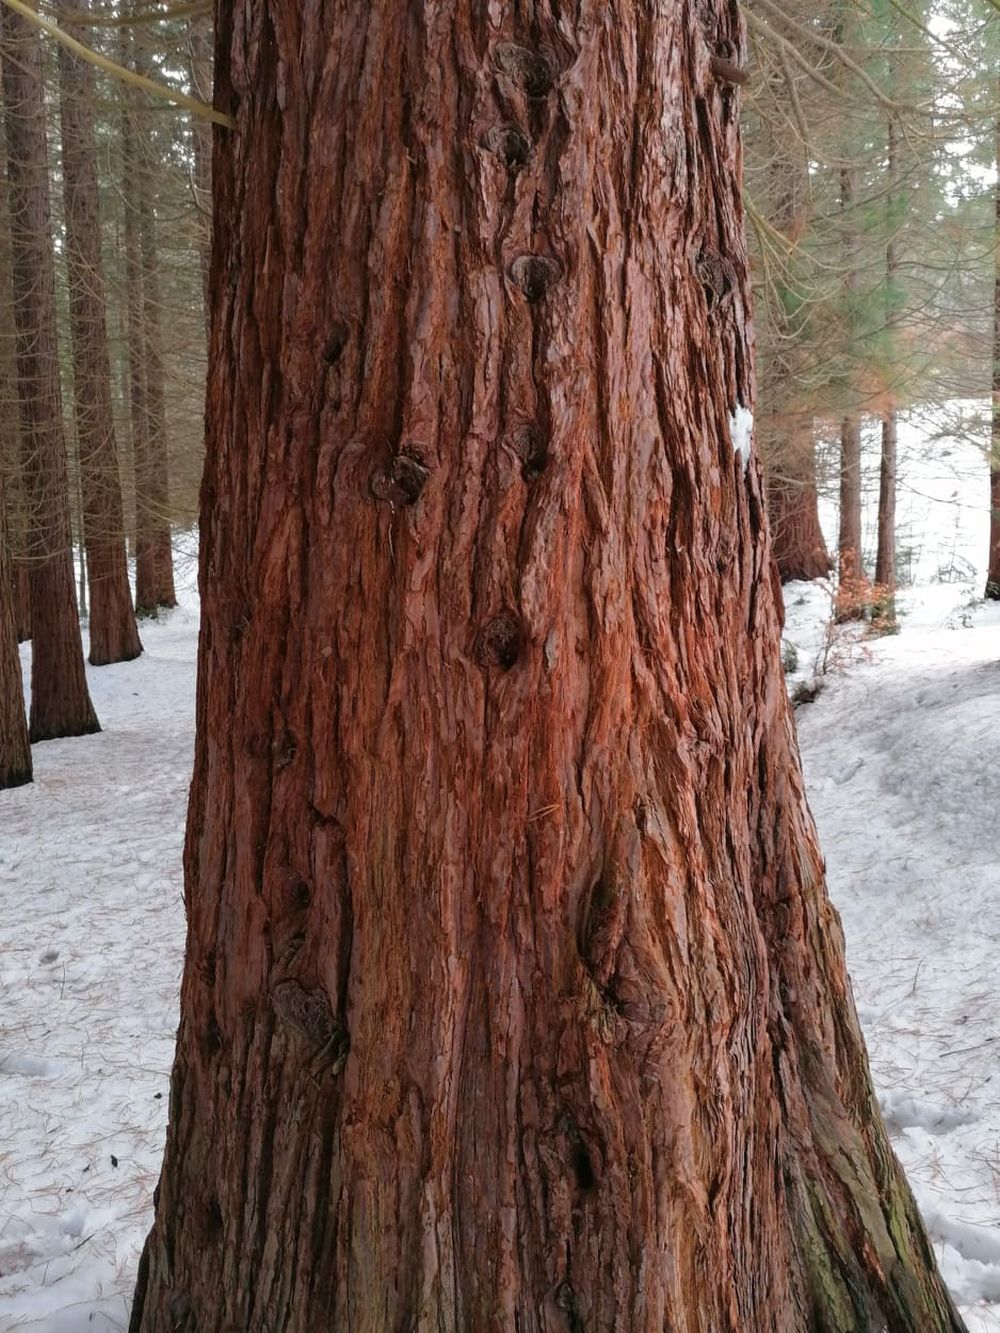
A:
[[0, 7, 98, 742], [133, 5, 963, 1331], [121, 13, 176, 617], [59, 5, 143, 666], [0, 481, 30, 788], [768, 432, 832, 584]]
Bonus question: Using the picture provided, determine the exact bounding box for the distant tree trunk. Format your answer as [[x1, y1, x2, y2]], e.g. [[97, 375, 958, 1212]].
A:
[[75, 463, 88, 620], [0, 480, 30, 788], [988, 112, 1000, 601], [59, 5, 142, 665], [187, 12, 213, 337], [762, 99, 830, 585], [0, 6, 99, 742], [121, 14, 175, 617], [875, 99, 898, 627], [119, 56, 147, 575], [13, 562, 30, 641], [876, 412, 897, 611], [837, 167, 870, 620], [768, 430, 831, 583], [132, 6, 963, 1332], [0, 203, 29, 644]]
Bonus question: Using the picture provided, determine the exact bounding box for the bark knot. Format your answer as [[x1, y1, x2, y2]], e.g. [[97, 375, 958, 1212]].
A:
[[324, 320, 349, 364], [710, 42, 749, 86], [474, 612, 524, 672], [507, 423, 548, 480], [493, 43, 554, 98], [272, 979, 349, 1073], [509, 254, 563, 304], [370, 450, 429, 508], [480, 124, 531, 172], [696, 249, 737, 310]]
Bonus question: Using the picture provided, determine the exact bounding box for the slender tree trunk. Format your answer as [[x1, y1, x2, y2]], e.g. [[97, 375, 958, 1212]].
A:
[[0, 5, 98, 742], [837, 167, 870, 620], [132, 7, 963, 1332], [875, 92, 898, 627], [876, 412, 897, 613], [59, 4, 142, 665], [75, 462, 88, 620], [121, 13, 175, 616], [119, 60, 146, 575], [187, 13, 213, 339], [0, 198, 29, 644], [136, 161, 176, 611], [0, 477, 30, 788], [988, 112, 1000, 600], [761, 82, 830, 586]]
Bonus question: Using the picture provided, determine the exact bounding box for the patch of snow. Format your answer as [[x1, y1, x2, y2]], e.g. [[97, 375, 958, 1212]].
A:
[[789, 403, 1000, 1325], [0, 544, 197, 1331], [729, 403, 753, 471]]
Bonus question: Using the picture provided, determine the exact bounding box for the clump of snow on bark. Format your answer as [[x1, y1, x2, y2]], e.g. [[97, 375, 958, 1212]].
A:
[[729, 403, 753, 471]]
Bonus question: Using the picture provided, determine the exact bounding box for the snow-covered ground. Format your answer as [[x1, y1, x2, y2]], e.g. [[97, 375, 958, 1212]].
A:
[[2, 410, 1000, 1328], [0, 543, 196, 1332]]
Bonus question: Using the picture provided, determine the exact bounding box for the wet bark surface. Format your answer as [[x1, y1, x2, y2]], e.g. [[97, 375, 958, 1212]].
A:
[[133, 4, 964, 1331], [59, 5, 143, 666], [0, 8, 98, 741]]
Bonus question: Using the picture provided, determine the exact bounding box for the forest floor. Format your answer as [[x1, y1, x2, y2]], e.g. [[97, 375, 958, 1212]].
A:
[[2, 412, 1000, 1330]]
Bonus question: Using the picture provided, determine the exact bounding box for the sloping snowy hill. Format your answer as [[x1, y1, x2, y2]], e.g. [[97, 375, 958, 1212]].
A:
[[795, 595, 1000, 1332]]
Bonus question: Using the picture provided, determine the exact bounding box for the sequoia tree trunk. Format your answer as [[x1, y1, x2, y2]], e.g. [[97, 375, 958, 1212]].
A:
[[0, 479, 30, 788], [133, 5, 963, 1332], [0, 6, 99, 741], [59, 3, 143, 666]]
